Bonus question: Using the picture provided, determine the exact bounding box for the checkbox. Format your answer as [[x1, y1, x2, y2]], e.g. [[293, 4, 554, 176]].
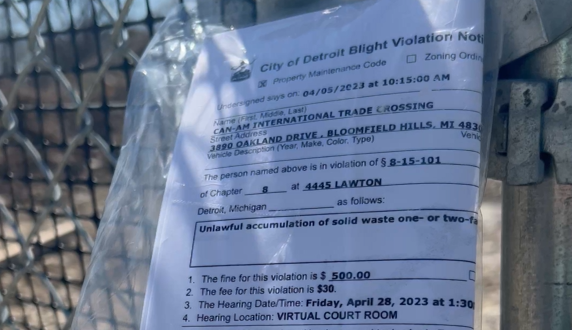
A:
[[406, 55, 417, 63], [469, 270, 476, 281]]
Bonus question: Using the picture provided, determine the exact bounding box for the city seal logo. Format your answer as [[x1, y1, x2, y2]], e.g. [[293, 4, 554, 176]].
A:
[[230, 58, 256, 82]]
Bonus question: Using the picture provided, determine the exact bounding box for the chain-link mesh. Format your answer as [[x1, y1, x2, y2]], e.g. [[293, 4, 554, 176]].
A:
[[0, 1, 505, 329], [0, 0, 189, 328]]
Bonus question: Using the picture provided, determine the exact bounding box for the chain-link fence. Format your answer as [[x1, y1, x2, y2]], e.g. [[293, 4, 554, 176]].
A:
[[0, 0, 198, 328], [0, 0, 504, 329]]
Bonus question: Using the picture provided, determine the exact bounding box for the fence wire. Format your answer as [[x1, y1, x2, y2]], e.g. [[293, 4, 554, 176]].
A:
[[0, 0, 185, 328]]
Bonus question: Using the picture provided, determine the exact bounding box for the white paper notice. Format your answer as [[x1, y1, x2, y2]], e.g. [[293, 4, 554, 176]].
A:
[[141, 0, 484, 329]]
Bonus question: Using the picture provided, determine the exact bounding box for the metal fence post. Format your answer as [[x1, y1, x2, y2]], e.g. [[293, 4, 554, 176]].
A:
[[490, 29, 572, 330]]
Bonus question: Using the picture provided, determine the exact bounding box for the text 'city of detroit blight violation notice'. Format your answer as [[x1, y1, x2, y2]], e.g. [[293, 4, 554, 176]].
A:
[[141, 0, 485, 329]]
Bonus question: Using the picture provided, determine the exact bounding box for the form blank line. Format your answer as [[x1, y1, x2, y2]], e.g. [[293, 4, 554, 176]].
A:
[[205, 148, 479, 170], [302, 182, 479, 192], [182, 322, 473, 329], [269, 206, 335, 212], [194, 208, 478, 223], [433, 88, 482, 94], [244, 191, 287, 196], [215, 127, 479, 152], [189, 258, 475, 268], [331, 277, 467, 282], [211, 108, 481, 137], [217, 90, 421, 120]]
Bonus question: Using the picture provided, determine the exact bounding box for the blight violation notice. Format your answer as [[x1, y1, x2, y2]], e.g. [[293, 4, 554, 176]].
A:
[[141, 0, 485, 329]]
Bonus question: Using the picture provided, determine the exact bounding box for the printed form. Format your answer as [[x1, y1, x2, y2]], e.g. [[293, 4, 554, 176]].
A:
[[141, 0, 485, 329]]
